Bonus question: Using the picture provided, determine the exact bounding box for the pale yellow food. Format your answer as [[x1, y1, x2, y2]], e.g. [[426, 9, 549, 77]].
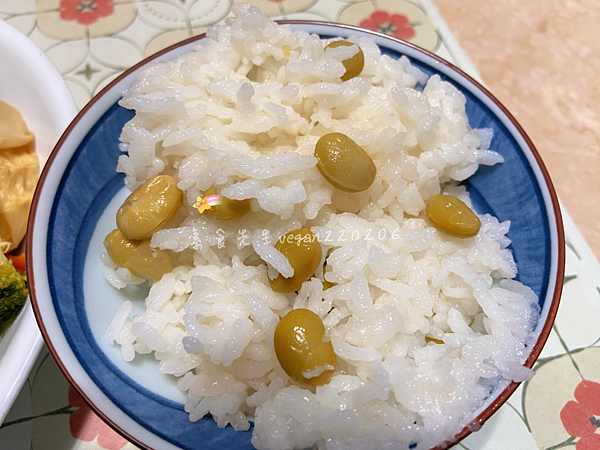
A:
[[315, 132, 377, 193], [269, 229, 322, 293], [0, 101, 34, 149], [322, 280, 335, 290], [325, 40, 365, 82], [104, 229, 139, 267], [202, 186, 251, 220], [104, 228, 171, 281], [116, 175, 183, 240], [124, 240, 172, 281], [0, 101, 39, 251], [274, 308, 337, 387], [426, 194, 481, 238]]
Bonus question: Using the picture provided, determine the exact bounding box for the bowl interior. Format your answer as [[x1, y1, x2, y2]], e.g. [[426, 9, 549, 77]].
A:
[[30, 24, 562, 450]]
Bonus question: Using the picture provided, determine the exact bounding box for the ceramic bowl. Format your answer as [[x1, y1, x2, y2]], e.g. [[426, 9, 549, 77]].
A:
[[27, 21, 564, 450], [0, 19, 77, 424]]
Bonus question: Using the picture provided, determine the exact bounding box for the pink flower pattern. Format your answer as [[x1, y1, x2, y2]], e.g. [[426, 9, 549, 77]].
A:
[[560, 380, 600, 450], [59, 0, 114, 25], [359, 11, 416, 41], [69, 386, 128, 450]]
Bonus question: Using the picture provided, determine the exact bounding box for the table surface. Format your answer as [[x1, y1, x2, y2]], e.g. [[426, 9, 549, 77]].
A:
[[435, 0, 600, 262], [1, 1, 600, 450]]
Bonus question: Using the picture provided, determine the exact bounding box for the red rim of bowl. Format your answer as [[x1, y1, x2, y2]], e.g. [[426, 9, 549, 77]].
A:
[[27, 20, 565, 450]]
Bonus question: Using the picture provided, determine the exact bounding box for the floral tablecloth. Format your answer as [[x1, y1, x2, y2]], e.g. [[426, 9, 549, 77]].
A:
[[1, 1, 599, 449]]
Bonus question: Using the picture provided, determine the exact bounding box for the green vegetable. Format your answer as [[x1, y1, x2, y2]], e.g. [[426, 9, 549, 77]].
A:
[[0, 248, 28, 326]]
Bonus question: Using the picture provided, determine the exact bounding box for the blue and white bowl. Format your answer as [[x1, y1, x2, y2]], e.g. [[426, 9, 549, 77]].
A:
[[27, 21, 565, 450]]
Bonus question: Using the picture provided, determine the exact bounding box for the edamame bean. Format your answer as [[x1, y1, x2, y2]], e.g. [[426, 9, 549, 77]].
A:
[[315, 133, 376, 193], [325, 40, 364, 82], [104, 229, 138, 268], [269, 229, 322, 293], [274, 309, 336, 386], [104, 229, 171, 281], [426, 194, 481, 238], [322, 280, 335, 290], [116, 175, 183, 240], [202, 186, 251, 220]]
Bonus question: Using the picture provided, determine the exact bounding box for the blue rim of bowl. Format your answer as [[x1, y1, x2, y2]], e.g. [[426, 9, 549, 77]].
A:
[[27, 20, 566, 450]]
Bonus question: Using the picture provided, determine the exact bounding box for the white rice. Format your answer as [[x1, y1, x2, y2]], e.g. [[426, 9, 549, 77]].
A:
[[103, 4, 540, 449]]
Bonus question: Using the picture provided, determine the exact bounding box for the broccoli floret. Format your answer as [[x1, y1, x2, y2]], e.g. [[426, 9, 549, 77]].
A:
[[0, 251, 28, 325]]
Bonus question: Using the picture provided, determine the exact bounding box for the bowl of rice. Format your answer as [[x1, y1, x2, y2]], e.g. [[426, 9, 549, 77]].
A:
[[28, 5, 564, 450]]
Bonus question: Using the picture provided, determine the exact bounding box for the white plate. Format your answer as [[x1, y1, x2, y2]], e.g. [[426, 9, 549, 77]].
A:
[[0, 19, 77, 424]]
